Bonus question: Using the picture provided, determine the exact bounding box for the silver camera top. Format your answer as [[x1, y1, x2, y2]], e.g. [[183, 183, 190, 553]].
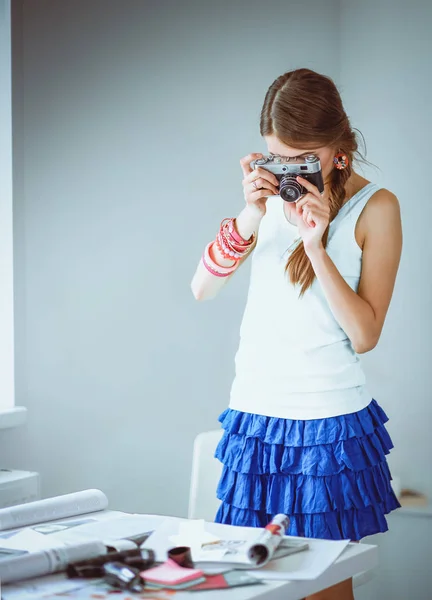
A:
[[250, 153, 324, 202], [251, 153, 321, 175], [255, 153, 318, 165]]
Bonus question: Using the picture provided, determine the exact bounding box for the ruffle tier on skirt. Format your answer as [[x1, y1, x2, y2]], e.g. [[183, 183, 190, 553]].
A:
[[214, 399, 401, 540]]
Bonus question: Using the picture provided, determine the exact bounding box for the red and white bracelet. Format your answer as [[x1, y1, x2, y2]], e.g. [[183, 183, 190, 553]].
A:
[[202, 242, 238, 278], [201, 218, 255, 278]]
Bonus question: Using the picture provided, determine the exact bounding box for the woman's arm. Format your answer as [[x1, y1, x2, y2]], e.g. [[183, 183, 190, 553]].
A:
[[305, 189, 403, 353], [190, 205, 261, 301], [191, 153, 280, 301]]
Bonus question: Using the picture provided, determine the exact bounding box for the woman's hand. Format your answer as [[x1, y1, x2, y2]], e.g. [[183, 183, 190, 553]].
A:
[[295, 176, 331, 254], [240, 153, 280, 218]]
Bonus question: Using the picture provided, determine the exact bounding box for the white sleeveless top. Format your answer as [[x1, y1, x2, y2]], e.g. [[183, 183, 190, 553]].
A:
[[229, 183, 380, 420]]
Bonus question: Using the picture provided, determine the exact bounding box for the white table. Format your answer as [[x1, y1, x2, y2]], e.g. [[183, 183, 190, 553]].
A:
[[1, 514, 378, 600], [163, 540, 377, 600]]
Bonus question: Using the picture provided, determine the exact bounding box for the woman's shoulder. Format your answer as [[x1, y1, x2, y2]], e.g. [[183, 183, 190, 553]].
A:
[[357, 186, 402, 242], [361, 186, 401, 222]]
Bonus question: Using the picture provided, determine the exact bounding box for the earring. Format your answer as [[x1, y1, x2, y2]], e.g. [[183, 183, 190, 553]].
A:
[[334, 152, 349, 170]]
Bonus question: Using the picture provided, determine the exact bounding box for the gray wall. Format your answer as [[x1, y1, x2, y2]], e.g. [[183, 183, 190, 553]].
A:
[[1, 0, 339, 516], [340, 0, 432, 496]]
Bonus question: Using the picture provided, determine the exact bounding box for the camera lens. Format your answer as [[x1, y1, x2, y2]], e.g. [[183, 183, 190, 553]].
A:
[[279, 175, 302, 202]]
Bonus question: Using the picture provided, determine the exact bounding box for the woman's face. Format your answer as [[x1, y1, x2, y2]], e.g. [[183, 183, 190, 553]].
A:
[[264, 135, 336, 186]]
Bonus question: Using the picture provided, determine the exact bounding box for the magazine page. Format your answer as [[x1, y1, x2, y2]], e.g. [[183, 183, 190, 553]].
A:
[[0, 489, 108, 532]]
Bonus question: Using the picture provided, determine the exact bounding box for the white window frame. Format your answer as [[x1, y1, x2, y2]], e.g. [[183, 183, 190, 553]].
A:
[[0, 0, 26, 427]]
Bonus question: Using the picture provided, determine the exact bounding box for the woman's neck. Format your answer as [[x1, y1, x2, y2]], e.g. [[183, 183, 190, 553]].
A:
[[342, 172, 371, 205]]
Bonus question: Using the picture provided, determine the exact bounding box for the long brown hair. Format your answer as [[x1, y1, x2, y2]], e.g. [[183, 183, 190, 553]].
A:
[[260, 68, 365, 294]]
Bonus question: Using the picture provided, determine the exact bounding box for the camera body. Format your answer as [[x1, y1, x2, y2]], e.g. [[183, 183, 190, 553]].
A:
[[250, 154, 324, 202]]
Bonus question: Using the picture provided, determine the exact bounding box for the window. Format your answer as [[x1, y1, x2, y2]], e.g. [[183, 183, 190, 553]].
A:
[[0, 0, 15, 415]]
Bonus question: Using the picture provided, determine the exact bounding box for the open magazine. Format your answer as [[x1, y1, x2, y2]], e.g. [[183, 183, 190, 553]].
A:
[[142, 514, 309, 571], [203, 514, 309, 569], [0, 489, 164, 584]]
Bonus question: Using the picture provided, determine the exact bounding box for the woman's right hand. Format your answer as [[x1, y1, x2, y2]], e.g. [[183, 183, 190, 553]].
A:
[[240, 153, 280, 217]]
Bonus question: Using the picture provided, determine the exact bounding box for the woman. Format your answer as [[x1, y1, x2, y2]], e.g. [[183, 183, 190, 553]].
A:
[[191, 68, 402, 600]]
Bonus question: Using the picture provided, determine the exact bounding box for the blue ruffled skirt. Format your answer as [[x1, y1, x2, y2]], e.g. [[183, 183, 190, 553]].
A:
[[214, 399, 401, 541]]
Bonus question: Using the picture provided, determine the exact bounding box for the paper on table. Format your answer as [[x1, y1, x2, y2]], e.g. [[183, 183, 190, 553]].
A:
[[0, 529, 66, 552], [51, 513, 166, 545], [168, 519, 222, 560], [247, 538, 350, 581], [143, 517, 223, 563], [1, 574, 89, 600], [0, 514, 165, 557], [196, 521, 347, 579]]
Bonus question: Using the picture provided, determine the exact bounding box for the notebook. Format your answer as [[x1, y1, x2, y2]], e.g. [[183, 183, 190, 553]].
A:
[[142, 557, 206, 589]]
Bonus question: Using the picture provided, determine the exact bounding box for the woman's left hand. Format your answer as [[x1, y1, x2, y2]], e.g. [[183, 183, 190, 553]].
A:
[[295, 176, 331, 254]]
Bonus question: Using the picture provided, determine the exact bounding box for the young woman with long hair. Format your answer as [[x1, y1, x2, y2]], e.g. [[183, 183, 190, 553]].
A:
[[191, 68, 402, 600]]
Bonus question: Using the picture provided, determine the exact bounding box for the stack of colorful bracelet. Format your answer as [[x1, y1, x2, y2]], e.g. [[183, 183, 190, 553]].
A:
[[202, 218, 255, 278]]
